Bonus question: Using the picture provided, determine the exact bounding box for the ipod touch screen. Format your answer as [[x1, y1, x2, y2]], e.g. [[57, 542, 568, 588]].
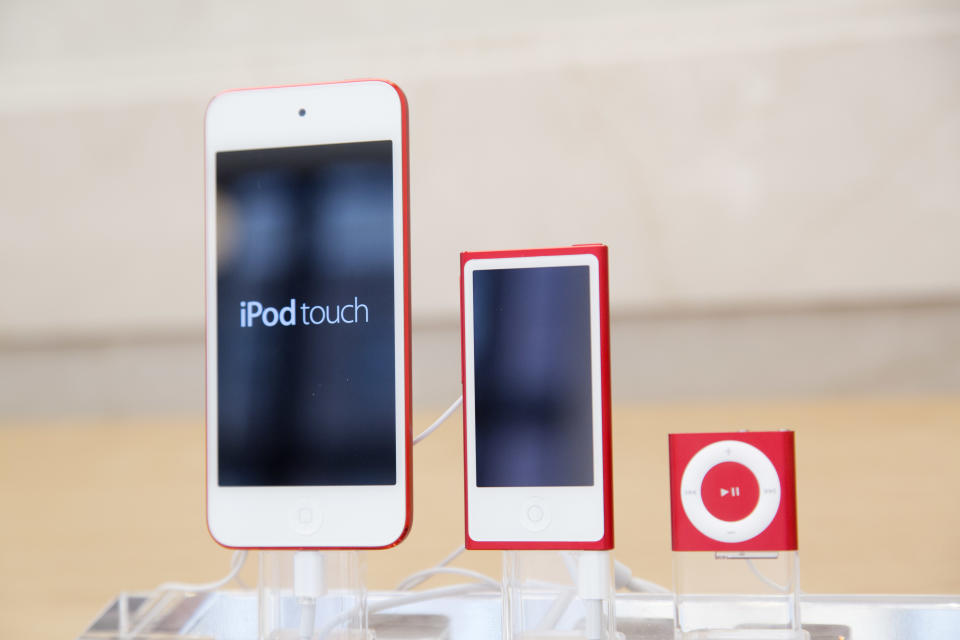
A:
[[216, 141, 395, 487]]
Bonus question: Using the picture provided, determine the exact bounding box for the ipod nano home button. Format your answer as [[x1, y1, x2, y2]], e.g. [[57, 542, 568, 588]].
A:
[[522, 498, 551, 532], [290, 502, 323, 535]]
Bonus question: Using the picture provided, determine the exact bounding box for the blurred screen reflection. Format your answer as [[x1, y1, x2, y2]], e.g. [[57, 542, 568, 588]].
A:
[[216, 141, 396, 487], [472, 265, 594, 487]]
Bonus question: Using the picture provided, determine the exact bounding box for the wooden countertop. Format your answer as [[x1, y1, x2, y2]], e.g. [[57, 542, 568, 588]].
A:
[[2, 397, 958, 639]]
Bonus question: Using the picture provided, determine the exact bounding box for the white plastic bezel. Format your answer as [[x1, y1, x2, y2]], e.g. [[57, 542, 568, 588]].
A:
[[204, 81, 407, 548], [679, 440, 782, 543], [463, 253, 606, 544]]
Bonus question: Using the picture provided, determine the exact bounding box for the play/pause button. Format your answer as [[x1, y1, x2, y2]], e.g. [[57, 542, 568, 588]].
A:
[[701, 462, 759, 522]]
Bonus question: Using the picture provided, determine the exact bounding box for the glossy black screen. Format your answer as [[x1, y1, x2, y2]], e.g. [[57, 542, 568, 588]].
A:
[[216, 141, 396, 486], [472, 265, 594, 487]]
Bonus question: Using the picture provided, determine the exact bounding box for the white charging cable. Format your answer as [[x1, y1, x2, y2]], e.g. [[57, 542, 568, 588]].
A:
[[613, 559, 671, 594], [290, 545, 481, 640], [396, 565, 498, 590], [745, 558, 790, 593], [156, 550, 249, 593], [396, 544, 467, 591], [413, 395, 462, 444], [122, 550, 249, 638]]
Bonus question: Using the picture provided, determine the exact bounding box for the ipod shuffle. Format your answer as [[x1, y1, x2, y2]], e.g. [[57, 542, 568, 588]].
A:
[[669, 431, 798, 552]]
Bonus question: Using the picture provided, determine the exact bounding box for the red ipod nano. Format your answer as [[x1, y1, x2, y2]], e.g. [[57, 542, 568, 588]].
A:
[[460, 245, 613, 550], [669, 431, 798, 552]]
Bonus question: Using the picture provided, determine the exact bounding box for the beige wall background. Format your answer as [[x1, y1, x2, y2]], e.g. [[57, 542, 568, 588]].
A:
[[1, 0, 958, 415]]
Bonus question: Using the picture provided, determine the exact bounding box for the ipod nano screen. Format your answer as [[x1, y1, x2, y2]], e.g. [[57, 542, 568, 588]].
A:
[[216, 141, 396, 486], [472, 265, 594, 487]]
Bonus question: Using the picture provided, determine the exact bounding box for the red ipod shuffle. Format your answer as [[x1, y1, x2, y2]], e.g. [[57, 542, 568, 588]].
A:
[[669, 431, 798, 552]]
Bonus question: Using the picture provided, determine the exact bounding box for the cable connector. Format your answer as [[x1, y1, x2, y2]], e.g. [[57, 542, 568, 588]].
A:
[[578, 551, 612, 600], [578, 551, 611, 640], [294, 551, 326, 640]]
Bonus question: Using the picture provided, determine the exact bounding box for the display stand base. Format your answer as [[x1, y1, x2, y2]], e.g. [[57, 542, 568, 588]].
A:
[[259, 550, 369, 640], [501, 550, 620, 640], [673, 551, 806, 640], [79, 590, 960, 639]]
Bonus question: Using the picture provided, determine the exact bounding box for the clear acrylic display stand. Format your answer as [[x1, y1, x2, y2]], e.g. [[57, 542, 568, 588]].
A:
[[673, 550, 808, 640], [501, 550, 620, 640], [259, 550, 369, 640]]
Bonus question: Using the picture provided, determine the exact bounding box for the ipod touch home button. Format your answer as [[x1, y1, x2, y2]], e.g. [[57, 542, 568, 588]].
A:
[[290, 501, 323, 535], [522, 498, 551, 532]]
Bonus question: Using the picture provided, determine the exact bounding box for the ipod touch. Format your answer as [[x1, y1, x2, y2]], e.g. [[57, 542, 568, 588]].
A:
[[205, 80, 411, 548]]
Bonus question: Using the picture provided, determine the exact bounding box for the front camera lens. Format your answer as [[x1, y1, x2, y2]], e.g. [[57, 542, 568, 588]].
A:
[[298, 108, 306, 117]]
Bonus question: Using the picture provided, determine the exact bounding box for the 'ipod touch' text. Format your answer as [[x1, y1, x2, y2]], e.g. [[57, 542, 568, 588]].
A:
[[239, 298, 369, 327]]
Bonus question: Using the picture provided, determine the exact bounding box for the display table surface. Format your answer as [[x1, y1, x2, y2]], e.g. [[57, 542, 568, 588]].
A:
[[77, 590, 960, 639], [2, 397, 959, 639]]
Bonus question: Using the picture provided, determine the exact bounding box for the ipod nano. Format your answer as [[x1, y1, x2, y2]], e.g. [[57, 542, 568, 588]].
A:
[[460, 245, 613, 550]]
